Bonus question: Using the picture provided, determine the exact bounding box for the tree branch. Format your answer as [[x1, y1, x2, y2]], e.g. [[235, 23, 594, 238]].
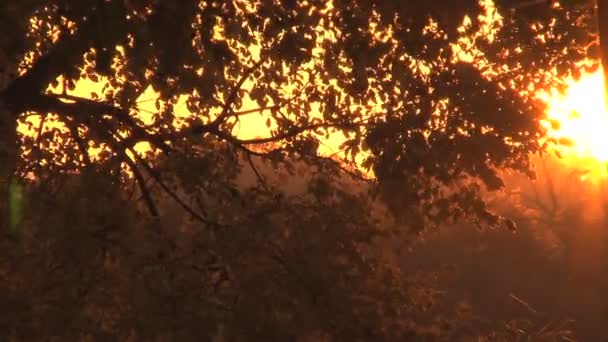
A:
[[505, 0, 550, 11], [16, 93, 173, 154], [64, 119, 92, 167], [129, 150, 225, 229], [229, 104, 285, 118], [209, 59, 265, 128], [233, 122, 366, 145], [245, 153, 270, 191], [122, 155, 160, 217], [1, 8, 111, 101]]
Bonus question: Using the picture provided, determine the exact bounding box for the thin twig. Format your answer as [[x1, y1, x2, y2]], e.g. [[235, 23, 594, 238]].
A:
[[541, 158, 558, 214], [245, 153, 269, 191], [509, 293, 539, 315], [507, 0, 551, 11], [231, 104, 283, 117], [47, 93, 173, 155], [130, 150, 224, 229], [121, 154, 160, 217], [64, 119, 92, 167], [210, 59, 266, 127], [34, 113, 47, 146]]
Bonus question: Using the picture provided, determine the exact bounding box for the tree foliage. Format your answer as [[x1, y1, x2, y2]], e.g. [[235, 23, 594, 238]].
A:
[[0, 0, 600, 227]]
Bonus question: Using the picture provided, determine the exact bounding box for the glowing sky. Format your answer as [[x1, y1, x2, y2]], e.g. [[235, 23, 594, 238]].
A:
[[17, 0, 608, 183], [538, 67, 608, 181]]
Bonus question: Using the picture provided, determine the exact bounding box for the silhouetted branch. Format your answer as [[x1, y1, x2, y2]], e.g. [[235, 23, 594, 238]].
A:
[[130, 150, 225, 229], [34, 113, 47, 146], [64, 119, 92, 167], [233, 122, 367, 145], [267, 241, 323, 305], [245, 153, 269, 191], [50, 93, 174, 154], [316, 155, 373, 182], [120, 152, 159, 217], [540, 158, 558, 214], [14, 93, 173, 155], [231, 104, 284, 117], [1, 9, 110, 102], [509, 293, 540, 315], [210, 59, 266, 127], [506, 0, 550, 11]]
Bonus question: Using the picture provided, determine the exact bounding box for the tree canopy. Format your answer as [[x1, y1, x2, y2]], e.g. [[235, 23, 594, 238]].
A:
[[0, 0, 603, 340], [1, 0, 599, 228]]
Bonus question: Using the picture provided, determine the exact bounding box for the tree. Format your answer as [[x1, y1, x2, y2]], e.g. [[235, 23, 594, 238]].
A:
[[0, 0, 601, 340], [0, 0, 598, 230]]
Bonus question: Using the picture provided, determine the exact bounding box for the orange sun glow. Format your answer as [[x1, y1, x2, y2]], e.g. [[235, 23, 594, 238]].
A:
[[539, 67, 608, 180]]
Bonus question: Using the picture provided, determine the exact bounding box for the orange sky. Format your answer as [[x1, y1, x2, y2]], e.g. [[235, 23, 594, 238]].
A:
[[538, 67, 608, 182], [17, 0, 608, 184]]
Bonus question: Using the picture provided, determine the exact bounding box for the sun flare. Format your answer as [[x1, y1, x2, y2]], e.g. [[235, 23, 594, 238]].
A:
[[539, 67, 608, 179]]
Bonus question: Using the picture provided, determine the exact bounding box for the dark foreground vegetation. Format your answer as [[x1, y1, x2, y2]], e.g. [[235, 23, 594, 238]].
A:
[[1, 0, 608, 341], [4, 153, 608, 341]]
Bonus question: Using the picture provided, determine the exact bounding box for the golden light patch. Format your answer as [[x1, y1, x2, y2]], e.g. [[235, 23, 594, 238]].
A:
[[538, 67, 608, 181]]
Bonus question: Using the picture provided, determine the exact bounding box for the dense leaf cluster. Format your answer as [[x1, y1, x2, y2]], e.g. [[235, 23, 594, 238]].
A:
[[0, 0, 598, 227]]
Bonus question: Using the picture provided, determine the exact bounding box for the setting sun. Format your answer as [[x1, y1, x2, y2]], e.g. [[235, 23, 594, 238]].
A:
[[539, 67, 608, 179]]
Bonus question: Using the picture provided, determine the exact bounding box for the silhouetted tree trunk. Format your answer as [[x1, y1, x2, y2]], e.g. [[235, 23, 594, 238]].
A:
[[0, 4, 113, 231], [0, 101, 17, 232], [0, 2, 43, 232]]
